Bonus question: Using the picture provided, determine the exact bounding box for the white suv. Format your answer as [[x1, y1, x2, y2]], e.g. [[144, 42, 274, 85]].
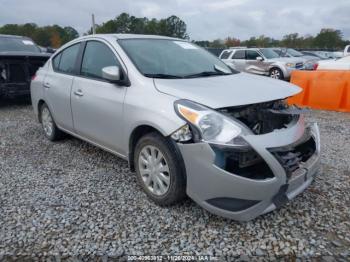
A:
[[219, 48, 304, 80]]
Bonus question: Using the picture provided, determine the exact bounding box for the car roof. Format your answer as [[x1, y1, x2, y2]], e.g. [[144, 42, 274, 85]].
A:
[[222, 47, 260, 52], [0, 34, 32, 40], [76, 33, 181, 41]]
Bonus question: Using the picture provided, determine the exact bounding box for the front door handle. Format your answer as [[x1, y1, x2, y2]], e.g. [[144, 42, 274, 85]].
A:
[[74, 89, 84, 97], [43, 82, 51, 88]]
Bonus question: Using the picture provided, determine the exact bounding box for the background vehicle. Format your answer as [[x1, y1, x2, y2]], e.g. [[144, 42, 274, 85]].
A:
[[344, 45, 350, 57], [31, 34, 320, 221], [38, 45, 56, 54], [219, 47, 304, 80], [300, 51, 328, 59], [311, 51, 343, 59], [316, 55, 350, 70], [0, 34, 51, 98], [273, 47, 319, 70]]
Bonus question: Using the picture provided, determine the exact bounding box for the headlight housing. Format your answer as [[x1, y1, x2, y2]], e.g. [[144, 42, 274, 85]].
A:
[[173, 100, 246, 147], [285, 62, 295, 68]]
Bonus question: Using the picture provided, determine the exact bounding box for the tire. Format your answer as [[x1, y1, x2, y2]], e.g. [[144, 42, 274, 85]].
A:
[[269, 67, 284, 80], [40, 103, 64, 141], [134, 132, 186, 206]]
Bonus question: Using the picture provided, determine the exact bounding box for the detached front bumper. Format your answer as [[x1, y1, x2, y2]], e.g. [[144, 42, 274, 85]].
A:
[[177, 118, 320, 221]]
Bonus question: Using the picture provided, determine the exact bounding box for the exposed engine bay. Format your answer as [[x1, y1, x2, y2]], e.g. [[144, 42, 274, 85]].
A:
[[0, 55, 49, 98], [212, 100, 315, 180], [218, 100, 306, 135]]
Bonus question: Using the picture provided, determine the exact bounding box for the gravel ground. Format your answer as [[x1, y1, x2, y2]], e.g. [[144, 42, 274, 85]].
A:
[[0, 99, 349, 260]]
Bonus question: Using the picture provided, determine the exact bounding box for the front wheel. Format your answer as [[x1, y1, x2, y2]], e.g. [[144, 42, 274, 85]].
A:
[[269, 68, 284, 80], [134, 132, 186, 206]]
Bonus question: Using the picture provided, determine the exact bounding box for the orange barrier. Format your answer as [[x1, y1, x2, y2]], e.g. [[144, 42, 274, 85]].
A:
[[288, 70, 350, 112]]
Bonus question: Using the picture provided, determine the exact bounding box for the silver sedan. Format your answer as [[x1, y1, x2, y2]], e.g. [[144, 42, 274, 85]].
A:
[[31, 34, 320, 221]]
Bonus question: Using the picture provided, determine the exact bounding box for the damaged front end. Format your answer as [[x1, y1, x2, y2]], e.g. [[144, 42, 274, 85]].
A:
[[214, 100, 316, 178], [0, 54, 49, 98], [172, 99, 320, 221]]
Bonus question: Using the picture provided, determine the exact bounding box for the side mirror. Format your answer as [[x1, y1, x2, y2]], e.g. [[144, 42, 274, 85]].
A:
[[102, 66, 121, 82], [256, 56, 264, 61]]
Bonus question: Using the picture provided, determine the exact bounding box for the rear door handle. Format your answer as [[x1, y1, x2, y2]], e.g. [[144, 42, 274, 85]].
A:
[[74, 89, 84, 97], [43, 82, 51, 88]]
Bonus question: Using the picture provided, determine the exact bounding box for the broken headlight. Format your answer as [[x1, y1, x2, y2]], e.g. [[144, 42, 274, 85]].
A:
[[174, 100, 248, 147]]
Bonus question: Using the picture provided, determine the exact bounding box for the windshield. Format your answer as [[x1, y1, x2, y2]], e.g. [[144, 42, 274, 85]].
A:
[[260, 48, 280, 59], [118, 39, 234, 78], [286, 48, 304, 57], [0, 37, 40, 53]]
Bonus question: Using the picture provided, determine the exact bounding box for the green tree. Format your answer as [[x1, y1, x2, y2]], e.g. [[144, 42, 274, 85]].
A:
[[32, 28, 51, 46], [0, 23, 79, 47], [209, 39, 225, 48], [163, 15, 188, 39], [313, 28, 344, 49], [281, 33, 299, 47], [94, 13, 188, 39], [224, 37, 240, 47]]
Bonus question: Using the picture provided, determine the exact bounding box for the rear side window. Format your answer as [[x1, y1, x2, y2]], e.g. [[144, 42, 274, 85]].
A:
[[220, 51, 232, 59], [347, 46, 350, 53], [246, 50, 260, 60], [55, 44, 80, 74], [52, 53, 62, 71], [232, 50, 245, 59], [81, 41, 121, 80]]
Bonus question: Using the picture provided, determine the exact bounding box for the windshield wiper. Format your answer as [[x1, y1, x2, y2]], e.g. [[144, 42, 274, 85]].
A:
[[184, 71, 230, 79], [184, 64, 232, 78], [144, 73, 183, 79]]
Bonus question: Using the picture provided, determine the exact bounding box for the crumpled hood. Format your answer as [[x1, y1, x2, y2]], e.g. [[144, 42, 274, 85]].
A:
[[154, 73, 301, 109]]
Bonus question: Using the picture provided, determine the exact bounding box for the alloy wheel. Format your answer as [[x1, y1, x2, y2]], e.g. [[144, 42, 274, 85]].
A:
[[270, 69, 281, 79]]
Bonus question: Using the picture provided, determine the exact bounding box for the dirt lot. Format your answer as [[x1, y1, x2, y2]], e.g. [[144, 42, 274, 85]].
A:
[[0, 99, 349, 260]]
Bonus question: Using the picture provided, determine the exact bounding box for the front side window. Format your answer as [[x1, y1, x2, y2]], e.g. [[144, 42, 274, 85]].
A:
[[81, 41, 121, 80], [220, 50, 232, 59], [246, 50, 260, 60], [52, 53, 62, 71], [118, 39, 234, 78], [56, 43, 80, 74], [232, 50, 246, 59], [260, 48, 280, 59], [273, 49, 283, 56], [286, 48, 304, 57]]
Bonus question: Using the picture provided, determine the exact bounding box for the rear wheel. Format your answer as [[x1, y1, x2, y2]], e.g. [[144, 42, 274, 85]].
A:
[[269, 67, 284, 80], [40, 103, 64, 141], [134, 132, 186, 206]]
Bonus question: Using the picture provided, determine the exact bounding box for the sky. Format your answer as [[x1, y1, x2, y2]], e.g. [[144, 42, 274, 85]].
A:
[[0, 0, 349, 41]]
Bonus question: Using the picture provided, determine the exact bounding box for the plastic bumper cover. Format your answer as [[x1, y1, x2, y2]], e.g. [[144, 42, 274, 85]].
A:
[[177, 119, 320, 221]]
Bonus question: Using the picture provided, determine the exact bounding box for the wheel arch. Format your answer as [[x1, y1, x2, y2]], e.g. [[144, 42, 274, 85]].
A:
[[128, 124, 165, 171], [37, 99, 46, 123]]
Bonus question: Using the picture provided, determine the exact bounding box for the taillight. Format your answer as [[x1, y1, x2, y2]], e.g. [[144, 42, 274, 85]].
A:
[[31, 74, 37, 81], [313, 63, 318, 70]]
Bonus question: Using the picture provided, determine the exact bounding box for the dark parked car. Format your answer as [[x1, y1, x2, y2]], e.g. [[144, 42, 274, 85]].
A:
[[0, 34, 51, 98]]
